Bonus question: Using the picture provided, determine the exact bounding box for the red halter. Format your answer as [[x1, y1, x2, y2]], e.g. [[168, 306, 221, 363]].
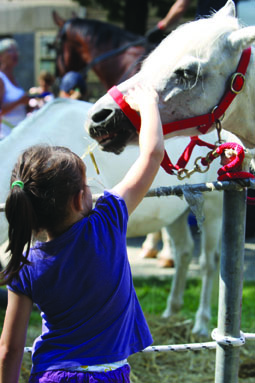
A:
[[108, 47, 251, 174]]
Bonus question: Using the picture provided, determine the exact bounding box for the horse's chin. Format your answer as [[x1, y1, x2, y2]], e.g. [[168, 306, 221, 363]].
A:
[[96, 128, 138, 154], [87, 108, 138, 154]]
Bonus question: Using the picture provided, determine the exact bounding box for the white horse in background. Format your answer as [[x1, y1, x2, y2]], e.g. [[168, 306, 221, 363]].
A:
[[0, 99, 196, 243], [0, 98, 245, 337], [85, 0, 255, 153]]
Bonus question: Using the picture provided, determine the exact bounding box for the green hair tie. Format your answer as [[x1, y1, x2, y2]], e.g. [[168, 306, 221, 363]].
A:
[[11, 180, 24, 190]]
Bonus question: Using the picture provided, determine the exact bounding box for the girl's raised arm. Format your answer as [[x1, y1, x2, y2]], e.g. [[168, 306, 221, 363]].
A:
[[112, 84, 164, 215]]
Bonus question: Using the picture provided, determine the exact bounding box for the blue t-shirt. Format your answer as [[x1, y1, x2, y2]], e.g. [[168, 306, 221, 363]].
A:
[[8, 191, 153, 373]]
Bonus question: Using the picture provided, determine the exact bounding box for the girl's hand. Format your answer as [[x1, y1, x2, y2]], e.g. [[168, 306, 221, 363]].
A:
[[125, 84, 159, 112]]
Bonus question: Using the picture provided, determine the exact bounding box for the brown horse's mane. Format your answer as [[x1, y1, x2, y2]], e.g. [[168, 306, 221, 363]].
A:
[[61, 18, 142, 49], [55, 16, 153, 87]]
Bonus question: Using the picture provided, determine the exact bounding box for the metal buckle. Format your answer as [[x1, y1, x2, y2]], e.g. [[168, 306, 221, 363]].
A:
[[211, 105, 225, 121], [230, 72, 245, 94]]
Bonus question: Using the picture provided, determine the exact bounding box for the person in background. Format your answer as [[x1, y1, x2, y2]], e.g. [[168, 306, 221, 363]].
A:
[[0, 38, 29, 139], [59, 71, 87, 100], [156, 0, 191, 31], [147, 0, 239, 43], [28, 70, 55, 110], [0, 84, 164, 382]]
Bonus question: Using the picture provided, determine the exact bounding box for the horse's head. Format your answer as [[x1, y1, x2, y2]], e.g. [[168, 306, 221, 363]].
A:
[[53, 13, 148, 87], [52, 12, 91, 77], [86, 0, 255, 152]]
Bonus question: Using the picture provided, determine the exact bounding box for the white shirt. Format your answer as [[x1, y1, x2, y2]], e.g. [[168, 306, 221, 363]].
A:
[[0, 71, 26, 139]]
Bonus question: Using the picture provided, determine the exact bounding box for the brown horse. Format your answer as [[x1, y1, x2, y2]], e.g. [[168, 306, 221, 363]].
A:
[[52, 12, 155, 90]]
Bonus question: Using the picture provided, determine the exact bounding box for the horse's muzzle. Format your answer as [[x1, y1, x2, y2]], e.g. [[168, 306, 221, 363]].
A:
[[86, 107, 138, 154]]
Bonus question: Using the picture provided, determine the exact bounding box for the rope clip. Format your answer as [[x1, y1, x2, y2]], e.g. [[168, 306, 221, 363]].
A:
[[215, 119, 225, 145], [177, 158, 210, 180]]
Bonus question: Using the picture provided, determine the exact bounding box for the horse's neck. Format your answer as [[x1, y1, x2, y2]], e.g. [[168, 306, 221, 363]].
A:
[[93, 45, 146, 89]]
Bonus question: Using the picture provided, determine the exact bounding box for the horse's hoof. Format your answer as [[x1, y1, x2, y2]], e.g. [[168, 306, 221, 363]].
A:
[[191, 325, 209, 338], [139, 248, 158, 259], [158, 258, 175, 268], [161, 310, 170, 318]]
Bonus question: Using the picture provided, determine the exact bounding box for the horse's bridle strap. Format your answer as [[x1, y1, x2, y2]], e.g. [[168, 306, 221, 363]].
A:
[[108, 87, 141, 130]]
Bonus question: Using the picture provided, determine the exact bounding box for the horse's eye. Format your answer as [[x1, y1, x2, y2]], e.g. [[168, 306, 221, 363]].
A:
[[175, 68, 196, 80], [173, 66, 199, 89]]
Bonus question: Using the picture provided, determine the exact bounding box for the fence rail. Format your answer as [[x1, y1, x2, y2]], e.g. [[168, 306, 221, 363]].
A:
[[1, 178, 254, 212]]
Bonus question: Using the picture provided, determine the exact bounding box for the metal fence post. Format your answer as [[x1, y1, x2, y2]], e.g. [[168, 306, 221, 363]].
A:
[[214, 188, 247, 383]]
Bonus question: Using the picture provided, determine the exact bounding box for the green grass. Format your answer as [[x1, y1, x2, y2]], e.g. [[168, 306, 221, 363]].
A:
[[0, 277, 254, 334], [133, 276, 255, 333]]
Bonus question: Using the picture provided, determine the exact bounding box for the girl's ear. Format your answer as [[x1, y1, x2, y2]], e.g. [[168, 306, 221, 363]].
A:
[[73, 190, 84, 212]]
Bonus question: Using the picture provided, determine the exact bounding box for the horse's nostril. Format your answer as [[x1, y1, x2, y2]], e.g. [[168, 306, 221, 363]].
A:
[[92, 109, 113, 123]]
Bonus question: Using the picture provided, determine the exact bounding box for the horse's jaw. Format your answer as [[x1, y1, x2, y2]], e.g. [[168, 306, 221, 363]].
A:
[[85, 101, 138, 154]]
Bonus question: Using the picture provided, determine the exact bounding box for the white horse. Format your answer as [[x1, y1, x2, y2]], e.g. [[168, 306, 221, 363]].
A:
[[0, 98, 243, 337], [83, 0, 255, 335], [85, 0, 255, 152]]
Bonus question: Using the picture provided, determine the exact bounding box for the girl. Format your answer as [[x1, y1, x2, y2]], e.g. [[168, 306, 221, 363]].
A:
[[0, 84, 164, 383]]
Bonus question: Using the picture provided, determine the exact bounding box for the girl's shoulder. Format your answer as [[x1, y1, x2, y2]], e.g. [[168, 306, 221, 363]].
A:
[[92, 190, 128, 233], [94, 190, 128, 216]]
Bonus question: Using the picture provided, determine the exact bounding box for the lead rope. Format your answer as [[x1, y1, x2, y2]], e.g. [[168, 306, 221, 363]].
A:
[[202, 144, 255, 205], [198, 121, 255, 204], [165, 120, 255, 204]]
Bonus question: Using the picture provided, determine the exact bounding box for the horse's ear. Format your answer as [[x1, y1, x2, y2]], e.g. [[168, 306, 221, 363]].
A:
[[52, 10, 65, 27], [227, 26, 255, 51], [213, 0, 236, 18]]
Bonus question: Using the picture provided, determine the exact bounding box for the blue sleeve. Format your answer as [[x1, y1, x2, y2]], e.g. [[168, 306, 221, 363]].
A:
[[7, 265, 32, 299], [93, 190, 128, 235]]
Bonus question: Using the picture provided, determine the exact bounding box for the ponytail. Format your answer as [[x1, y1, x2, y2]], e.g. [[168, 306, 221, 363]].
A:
[[0, 183, 38, 286], [0, 144, 86, 285]]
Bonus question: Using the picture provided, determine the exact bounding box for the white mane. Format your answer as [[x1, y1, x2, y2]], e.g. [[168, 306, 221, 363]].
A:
[[141, 3, 240, 86]]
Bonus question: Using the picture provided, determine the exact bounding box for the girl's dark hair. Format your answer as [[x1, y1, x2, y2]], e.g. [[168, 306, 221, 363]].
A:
[[1, 145, 85, 286]]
